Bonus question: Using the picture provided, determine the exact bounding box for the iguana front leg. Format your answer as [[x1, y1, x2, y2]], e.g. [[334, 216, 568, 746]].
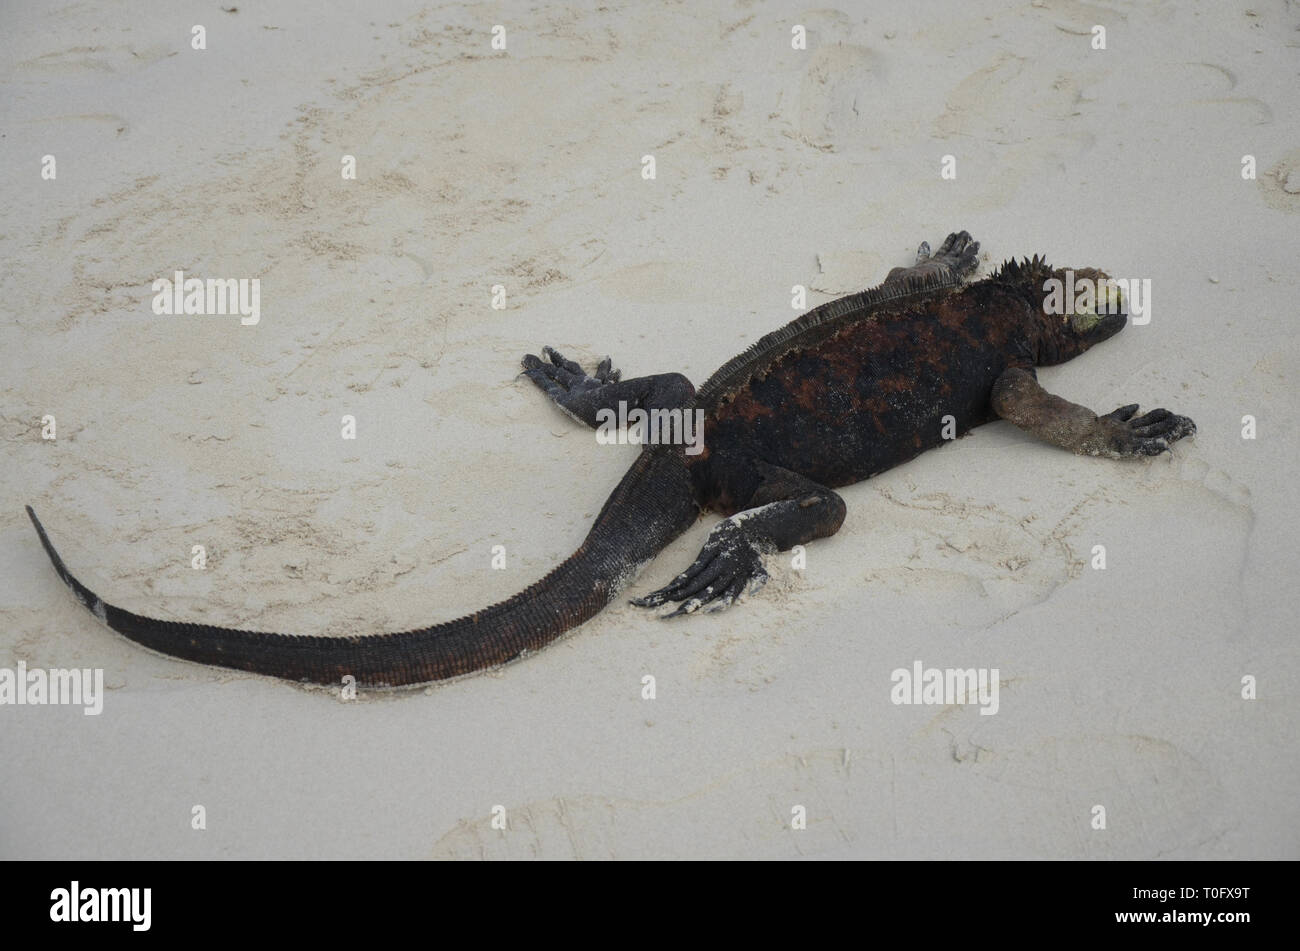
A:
[[632, 462, 846, 616], [991, 366, 1196, 458], [521, 346, 694, 428]]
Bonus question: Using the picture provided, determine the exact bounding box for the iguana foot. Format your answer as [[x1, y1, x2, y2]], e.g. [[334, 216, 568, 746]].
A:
[[521, 347, 694, 428], [630, 520, 771, 616], [522, 346, 620, 394], [1097, 404, 1197, 456], [887, 230, 980, 284], [928, 230, 980, 279], [521, 346, 621, 423]]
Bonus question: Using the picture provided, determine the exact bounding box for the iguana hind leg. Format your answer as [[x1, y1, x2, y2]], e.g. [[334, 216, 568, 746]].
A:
[[991, 366, 1196, 458], [885, 229, 981, 285], [632, 461, 846, 616], [521, 346, 694, 428]]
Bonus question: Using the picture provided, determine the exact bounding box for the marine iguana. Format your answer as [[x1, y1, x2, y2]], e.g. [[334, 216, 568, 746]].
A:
[[27, 232, 1196, 688]]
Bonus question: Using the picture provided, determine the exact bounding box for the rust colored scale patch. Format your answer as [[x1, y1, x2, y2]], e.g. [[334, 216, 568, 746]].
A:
[[694, 282, 1039, 494], [690, 273, 965, 413]]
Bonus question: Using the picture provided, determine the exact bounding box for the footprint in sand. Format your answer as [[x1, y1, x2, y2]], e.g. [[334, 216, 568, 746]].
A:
[[1258, 148, 1300, 214]]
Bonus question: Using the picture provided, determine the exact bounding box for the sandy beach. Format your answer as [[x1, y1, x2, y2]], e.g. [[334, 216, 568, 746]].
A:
[[2, 0, 1298, 858]]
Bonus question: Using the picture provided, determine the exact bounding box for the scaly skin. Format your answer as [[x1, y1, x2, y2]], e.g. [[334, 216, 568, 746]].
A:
[[30, 232, 1195, 686]]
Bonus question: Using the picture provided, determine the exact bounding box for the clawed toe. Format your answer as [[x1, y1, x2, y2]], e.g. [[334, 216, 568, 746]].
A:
[[543, 346, 584, 378], [521, 353, 567, 391], [594, 356, 621, 383], [1102, 404, 1141, 423]]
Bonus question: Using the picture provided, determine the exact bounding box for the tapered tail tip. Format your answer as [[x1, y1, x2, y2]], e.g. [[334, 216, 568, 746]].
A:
[[26, 505, 69, 578], [27, 504, 49, 543]]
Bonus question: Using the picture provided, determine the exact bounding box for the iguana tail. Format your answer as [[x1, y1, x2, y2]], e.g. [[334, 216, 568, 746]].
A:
[[26, 448, 699, 687]]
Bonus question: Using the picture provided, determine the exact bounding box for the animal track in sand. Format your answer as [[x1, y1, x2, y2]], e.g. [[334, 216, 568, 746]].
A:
[[16, 43, 175, 76], [863, 485, 1088, 630], [1258, 148, 1300, 214], [428, 732, 1228, 858]]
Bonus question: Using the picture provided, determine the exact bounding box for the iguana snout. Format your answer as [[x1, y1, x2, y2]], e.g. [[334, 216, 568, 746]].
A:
[[1057, 266, 1127, 348]]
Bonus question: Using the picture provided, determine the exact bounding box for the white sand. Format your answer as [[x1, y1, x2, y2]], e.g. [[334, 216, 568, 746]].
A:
[[2, 0, 1297, 858]]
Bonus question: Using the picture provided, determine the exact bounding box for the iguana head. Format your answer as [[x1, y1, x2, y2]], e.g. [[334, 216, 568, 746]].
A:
[[992, 256, 1128, 365]]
